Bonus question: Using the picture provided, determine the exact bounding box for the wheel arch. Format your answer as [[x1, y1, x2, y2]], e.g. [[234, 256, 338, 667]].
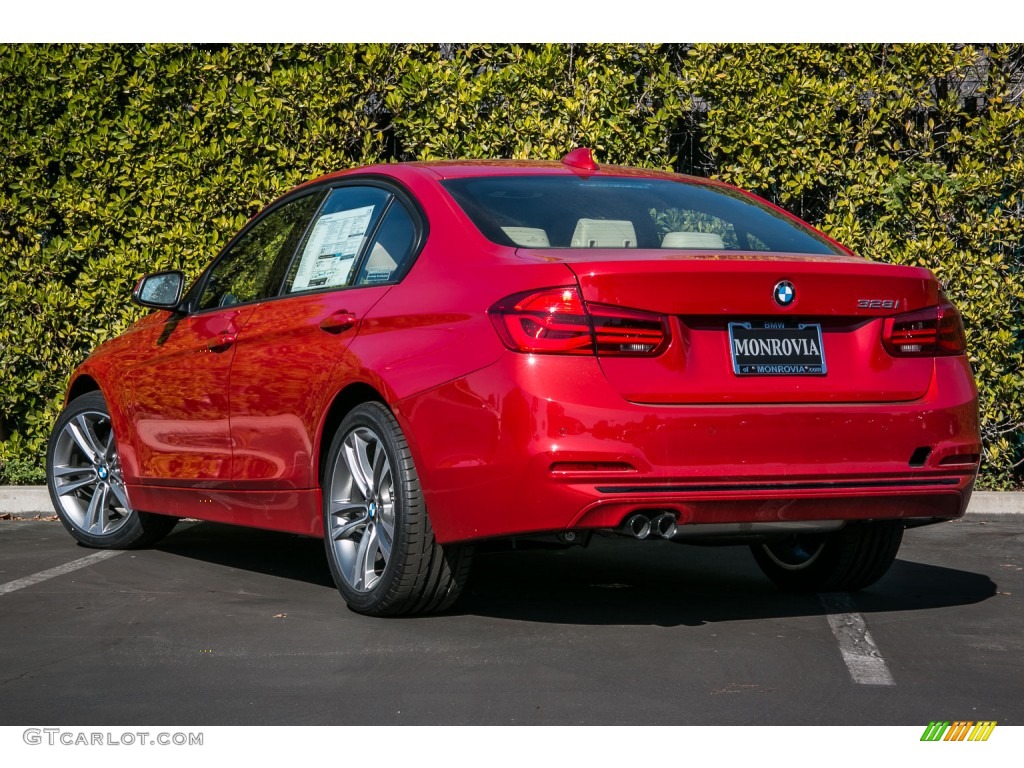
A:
[[65, 373, 101, 406], [63, 367, 141, 484], [315, 382, 389, 486]]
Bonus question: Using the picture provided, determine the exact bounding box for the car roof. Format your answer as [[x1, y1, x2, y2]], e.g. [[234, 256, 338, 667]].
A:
[[275, 155, 854, 259], [295, 158, 718, 190]]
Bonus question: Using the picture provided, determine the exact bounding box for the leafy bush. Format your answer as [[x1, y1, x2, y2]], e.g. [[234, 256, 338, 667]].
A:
[[1, 44, 1021, 488]]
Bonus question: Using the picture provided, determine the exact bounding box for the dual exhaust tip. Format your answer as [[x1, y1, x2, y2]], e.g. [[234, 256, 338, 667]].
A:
[[625, 512, 678, 540]]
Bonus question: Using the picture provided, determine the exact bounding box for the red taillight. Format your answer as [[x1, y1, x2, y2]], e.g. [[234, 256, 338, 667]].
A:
[[882, 301, 967, 357], [489, 287, 594, 355], [489, 287, 668, 356]]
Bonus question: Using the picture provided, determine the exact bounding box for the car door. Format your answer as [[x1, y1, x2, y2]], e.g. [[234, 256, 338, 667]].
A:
[[128, 190, 326, 485], [228, 184, 423, 489]]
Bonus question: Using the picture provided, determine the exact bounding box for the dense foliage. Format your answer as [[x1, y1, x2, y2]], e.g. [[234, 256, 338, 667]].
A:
[[1, 44, 1021, 488]]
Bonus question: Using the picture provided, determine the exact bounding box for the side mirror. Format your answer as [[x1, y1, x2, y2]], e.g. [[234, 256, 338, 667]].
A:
[[132, 271, 185, 310]]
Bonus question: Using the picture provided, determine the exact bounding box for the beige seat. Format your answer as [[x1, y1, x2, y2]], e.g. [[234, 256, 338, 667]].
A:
[[501, 227, 550, 247], [661, 231, 725, 249], [570, 219, 637, 248]]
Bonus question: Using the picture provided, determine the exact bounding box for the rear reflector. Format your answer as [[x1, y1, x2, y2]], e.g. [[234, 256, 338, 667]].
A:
[[490, 287, 668, 356], [938, 454, 980, 466], [882, 301, 967, 357]]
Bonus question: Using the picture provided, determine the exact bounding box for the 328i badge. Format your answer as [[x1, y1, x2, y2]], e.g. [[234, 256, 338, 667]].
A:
[[46, 149, 981, 615]]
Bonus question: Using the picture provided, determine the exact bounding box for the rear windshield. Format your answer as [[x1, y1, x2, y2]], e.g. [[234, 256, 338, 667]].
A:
[[442, 176, 842, 255]]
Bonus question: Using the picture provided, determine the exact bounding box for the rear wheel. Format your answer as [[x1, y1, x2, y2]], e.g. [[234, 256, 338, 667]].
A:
[[46, 391, 177, 549], [322, 402, 472, 616], [750, 521, 903, 592]]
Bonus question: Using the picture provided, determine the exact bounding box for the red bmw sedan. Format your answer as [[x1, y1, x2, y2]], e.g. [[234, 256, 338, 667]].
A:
[[46, 149, 981, 615]]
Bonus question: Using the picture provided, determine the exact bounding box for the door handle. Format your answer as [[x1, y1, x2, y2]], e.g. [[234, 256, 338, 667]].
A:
[[207, 333, 236, 353], [319, 312, 358, 335]]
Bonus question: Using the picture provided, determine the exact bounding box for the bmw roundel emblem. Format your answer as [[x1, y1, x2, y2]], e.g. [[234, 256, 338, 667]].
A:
[[773, 280, 796, 307]]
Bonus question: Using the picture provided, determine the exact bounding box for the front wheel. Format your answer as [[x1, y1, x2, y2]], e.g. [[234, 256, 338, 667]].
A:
[[322, 402, 472, 616], [46, 391, 177, 549], [750, 521, 904, 592]]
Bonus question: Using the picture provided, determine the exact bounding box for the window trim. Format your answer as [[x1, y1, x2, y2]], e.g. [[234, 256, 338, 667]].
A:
[[274, 178, 428, 300], [181, 175, 429, 316]]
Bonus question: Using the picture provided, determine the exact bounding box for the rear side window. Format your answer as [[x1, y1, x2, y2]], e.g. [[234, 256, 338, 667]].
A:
[[442, 176, 841, 255], [285, 186, 391, 294], [355, 200, 418, 286]]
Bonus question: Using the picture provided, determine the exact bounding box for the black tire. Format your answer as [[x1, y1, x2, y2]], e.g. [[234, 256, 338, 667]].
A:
[[322, 402, 472, 616], [750, 521, 904, 592], [46, 391, 177, 549]]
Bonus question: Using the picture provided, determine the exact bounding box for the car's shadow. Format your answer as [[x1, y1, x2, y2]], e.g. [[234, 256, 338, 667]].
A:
[[156, 521, 336, 587], [155, 522, 997, 627], [456, 539, 997, 627]]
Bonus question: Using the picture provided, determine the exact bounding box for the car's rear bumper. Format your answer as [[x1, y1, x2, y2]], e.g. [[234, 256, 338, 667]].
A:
[[395, 353, 980, 544]]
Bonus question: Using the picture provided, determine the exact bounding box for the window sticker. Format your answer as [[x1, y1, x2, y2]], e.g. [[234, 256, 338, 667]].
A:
[[290, 205, 375, 291], [363, 267, 393, 284]]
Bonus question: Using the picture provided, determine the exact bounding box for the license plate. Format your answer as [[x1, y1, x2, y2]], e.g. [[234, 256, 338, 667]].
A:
[[728, 322, 827, 376]]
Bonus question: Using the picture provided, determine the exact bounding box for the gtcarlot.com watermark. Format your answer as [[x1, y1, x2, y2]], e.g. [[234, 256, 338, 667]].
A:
[[23, 729, 203, 747]]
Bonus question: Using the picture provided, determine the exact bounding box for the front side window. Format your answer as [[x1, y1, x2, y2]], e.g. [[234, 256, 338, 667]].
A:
[[442, 176, 841, 255], [196, 192, 325, 311]]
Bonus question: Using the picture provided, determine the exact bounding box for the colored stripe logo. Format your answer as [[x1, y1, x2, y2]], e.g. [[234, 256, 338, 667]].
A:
[[920, 721, 997, 741]]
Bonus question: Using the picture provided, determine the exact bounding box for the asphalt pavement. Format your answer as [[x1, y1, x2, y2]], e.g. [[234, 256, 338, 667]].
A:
[[0, 517, 1020, 725]]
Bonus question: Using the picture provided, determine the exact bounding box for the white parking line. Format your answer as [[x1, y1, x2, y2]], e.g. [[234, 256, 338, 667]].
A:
[[819, 593, 895, 686], [0, 550, 124, 596]]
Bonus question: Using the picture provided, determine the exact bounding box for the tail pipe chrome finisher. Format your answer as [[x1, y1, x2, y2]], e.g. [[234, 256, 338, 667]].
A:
[[652, 513, 678, 539], [625, 513, 651, 540]]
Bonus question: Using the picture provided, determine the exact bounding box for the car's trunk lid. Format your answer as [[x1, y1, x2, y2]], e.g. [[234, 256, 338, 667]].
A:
[[519, 249, 939, 404]]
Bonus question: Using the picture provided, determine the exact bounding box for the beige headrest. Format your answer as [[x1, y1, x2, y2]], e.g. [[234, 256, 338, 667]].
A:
[[501, 227, 551, 247], [661, 231, 725, 249], [570, 219, 637, 248]]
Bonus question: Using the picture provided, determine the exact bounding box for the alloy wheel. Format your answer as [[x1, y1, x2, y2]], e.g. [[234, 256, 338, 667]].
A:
[[326, 426, 395, 592], [50, 410, 133, 536]]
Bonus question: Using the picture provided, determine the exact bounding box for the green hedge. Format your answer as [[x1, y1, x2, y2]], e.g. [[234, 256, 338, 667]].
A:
[[1, 44, 1021, 488]]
